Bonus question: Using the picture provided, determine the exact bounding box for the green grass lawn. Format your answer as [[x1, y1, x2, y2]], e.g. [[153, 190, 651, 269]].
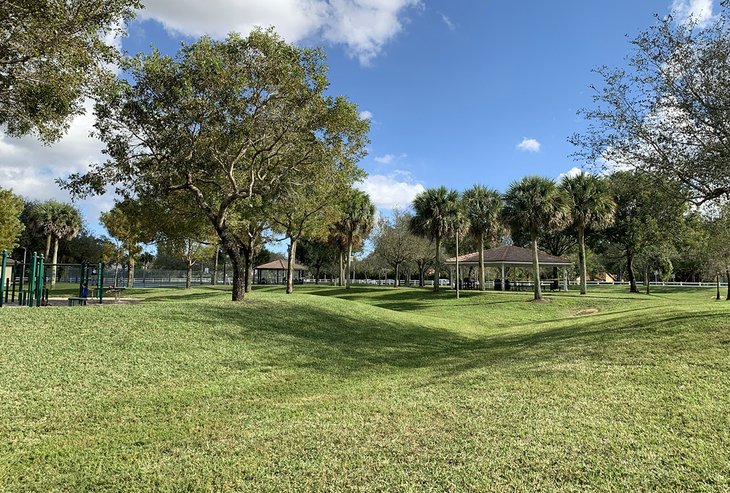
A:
[[1, 285, 729, 491]]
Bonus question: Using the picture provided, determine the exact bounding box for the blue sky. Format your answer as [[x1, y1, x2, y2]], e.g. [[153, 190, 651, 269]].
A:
[[0, 0, 714, 237]]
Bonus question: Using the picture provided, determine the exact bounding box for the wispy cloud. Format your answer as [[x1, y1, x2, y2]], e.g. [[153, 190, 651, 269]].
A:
[[517, 137, 541, 153], [359, 110, 373, 121], [671, 0, 714, 26], [439, 12, 455, 30], [373, 152, 407, 164]]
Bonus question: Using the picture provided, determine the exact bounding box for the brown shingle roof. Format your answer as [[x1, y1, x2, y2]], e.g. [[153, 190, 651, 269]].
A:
[[446, 245, 571, 266], [254, 259, 308, 271]]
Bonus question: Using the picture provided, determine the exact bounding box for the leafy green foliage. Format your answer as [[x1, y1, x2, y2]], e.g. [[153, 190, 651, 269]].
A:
[[62, 29, 369, 301], [560, 172, 615, 294], [0, 0, 139, 142], [338, 189, 375, 289], [603, 171, 687, 293], [572, 1, 730, 204], [410, 186, 462, 291], [462, 185, 503, 290], [0, 187, 24, 252], [503, 176, 569, 299]]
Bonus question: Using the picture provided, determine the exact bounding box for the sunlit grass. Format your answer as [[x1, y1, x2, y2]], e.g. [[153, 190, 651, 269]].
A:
[[1, 285, 728, 491]]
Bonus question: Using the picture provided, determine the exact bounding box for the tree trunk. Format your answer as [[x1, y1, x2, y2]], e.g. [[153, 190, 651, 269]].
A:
[[645, 266, 650, 295], [578, 226, 587, 295], [726, 269, 729, 300], [338, 250, 345, 287], [419, 265, 425, 287], [286, 238, 297, 294], [50, 236, 59, 288], [433, 235, 441, 292], [186, 261, 192, 289], [626, 250, 639, 293], [219, 231, 245, 301], [478, 234, 485, 291], [211, 247, 219, 285], [243, 246, 255, 293], [716, 273, 721, 300], [127, 244, 135, 289], [395, 263, 400, 288], [531, 236, 542, 300], [44, 234, 51, 259], [345, 235, 353, 289]]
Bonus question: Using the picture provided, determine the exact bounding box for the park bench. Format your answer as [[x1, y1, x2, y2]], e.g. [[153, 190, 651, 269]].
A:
[[105, 286, 125, 302], [67, 297, 87, 306]]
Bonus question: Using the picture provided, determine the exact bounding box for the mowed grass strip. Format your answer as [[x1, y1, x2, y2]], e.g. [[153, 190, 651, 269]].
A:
[[1, 285, 729, 491]]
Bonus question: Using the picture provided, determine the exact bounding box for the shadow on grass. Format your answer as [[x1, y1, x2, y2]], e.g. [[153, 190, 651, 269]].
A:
[[176, 295, 725, 380], [136, 287, 230, 302]]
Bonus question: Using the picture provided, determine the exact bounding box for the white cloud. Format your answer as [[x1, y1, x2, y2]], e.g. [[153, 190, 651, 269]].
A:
[[356, 173, 425, 209], [0, 100, 114, 231], [359, 110, 373, 120], [374, 153, 395, 164], [671, 0, 714, 25], [556, 166, 583, 181], [517, 137, 541, 153], [439, 12, 455, 30], [138, 0, 422, 64], [373, 152, 407, 164]]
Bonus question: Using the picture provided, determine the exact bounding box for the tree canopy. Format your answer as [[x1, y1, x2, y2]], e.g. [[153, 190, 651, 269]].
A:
[[410, 186, 462, 292], [0, 187, 24, 252], [572, 1, 730, 204], [0, 0, 140, 142], [503, 176, 569, 300], [63, 29, 369, 301]]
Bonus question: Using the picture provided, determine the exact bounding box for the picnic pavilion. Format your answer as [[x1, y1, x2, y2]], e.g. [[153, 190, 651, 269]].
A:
[[254, 259, 308, 285], [445, 245, 572, 291]]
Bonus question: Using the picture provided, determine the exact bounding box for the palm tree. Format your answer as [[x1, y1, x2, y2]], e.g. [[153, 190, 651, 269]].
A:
[[341, 190, 376, 289], [35, 201, 82, 287], [462, 185, 503, 291], [503, 176, 569, 301], [560, 172, 616, 295], [410, 186, 461, 292]]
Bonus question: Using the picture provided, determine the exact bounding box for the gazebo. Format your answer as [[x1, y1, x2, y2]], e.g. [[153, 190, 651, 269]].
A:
[[254, 259, 308, 285], [445, 245, 572, 291]]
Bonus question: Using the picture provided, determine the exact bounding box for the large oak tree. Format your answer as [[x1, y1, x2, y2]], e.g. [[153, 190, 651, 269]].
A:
[[63, 30, 368, 301]]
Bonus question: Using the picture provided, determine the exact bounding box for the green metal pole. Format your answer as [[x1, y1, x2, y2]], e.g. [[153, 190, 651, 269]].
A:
[[36, 255, 45, 307], [79, 262, 86, 297], [0, 250, 7, 308], [27, 253, 37, 307], [97, 262, 104, 304]]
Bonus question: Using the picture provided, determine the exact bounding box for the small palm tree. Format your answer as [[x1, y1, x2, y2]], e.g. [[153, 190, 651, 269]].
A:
[[410, 186, 461, 292], [341, 190, 376, 289], [462, 185, 503, 291], [35, 201, 82, 287], [503, 176, 569, 300], [560, 172, 616, 295]]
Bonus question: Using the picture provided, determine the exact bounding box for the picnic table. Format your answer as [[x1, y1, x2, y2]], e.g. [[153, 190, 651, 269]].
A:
[[67, 297, 87, 306]]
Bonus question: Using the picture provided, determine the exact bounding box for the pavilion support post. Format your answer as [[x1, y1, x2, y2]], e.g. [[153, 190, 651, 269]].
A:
[[501, 264, 505, 291], [563, 267, 568, 291]]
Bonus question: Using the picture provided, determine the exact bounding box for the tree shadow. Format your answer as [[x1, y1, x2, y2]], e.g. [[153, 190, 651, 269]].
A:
[[175, 296, 724, 381]]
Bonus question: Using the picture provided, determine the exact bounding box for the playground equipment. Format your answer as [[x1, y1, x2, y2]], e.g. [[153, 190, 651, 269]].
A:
[[0, 250, 105, 307]]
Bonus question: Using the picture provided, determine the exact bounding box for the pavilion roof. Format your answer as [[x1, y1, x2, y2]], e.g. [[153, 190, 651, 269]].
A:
[[254, 259, 308, 271], [445, 245, 571, 266]]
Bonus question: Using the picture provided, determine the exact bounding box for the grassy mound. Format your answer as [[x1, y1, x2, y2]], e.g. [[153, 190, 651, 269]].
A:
[[1, 286, 728, 491]]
